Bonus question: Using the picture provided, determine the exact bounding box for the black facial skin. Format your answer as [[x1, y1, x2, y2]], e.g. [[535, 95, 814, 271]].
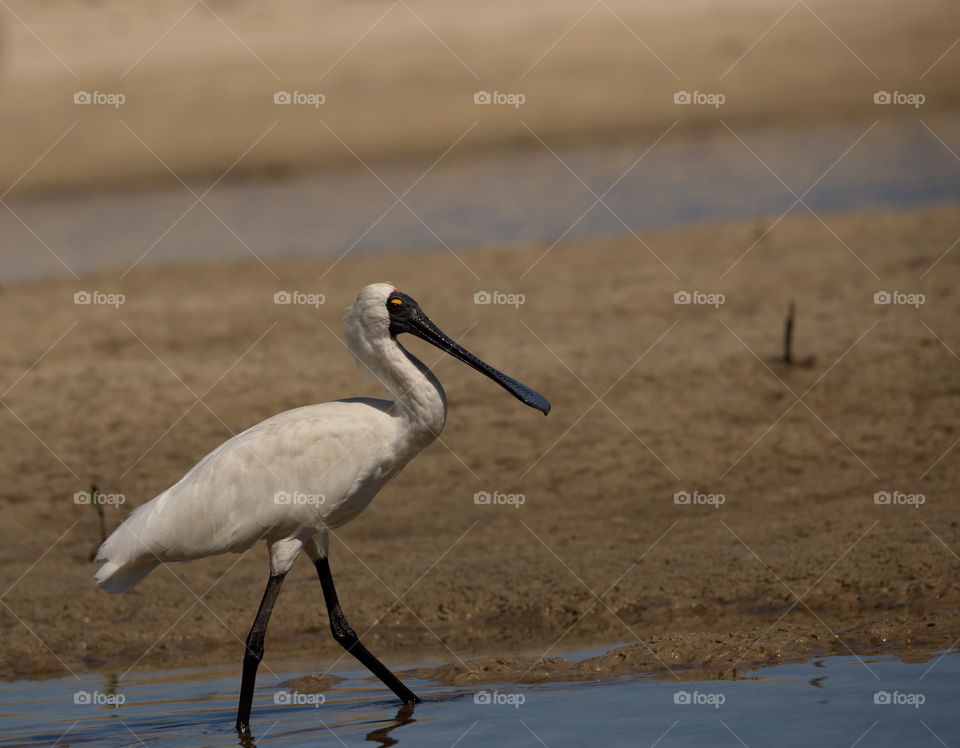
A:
[[386, 291, 551, 415], [386, 291, 429, 337]]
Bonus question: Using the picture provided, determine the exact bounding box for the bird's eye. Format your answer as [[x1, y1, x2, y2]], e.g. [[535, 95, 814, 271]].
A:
[[388, 297, 404, 313]]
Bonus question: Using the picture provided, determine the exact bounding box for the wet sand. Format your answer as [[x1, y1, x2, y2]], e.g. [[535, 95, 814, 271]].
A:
[[1, 203, 958, 682], [405, 609, 960, 686]]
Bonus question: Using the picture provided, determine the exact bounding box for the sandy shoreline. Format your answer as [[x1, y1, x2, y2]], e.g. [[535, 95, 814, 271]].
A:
[[1, 202, 958, 683], [403, 609, 960, 686], [2, 0, 958, 193]]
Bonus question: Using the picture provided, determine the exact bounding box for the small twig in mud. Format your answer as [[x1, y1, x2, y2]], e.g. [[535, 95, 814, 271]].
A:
[[86, 483, 107, 562], [779, 301, 815, 368], [783, 301, 795, 364]]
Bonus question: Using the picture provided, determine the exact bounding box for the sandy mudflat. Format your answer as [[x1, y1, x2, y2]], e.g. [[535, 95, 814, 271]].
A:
[[1, 203, 958, 682]]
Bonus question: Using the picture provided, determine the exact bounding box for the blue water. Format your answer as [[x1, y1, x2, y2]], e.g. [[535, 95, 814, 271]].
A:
[[4, 115, 959, 282], [0, 650, 956, 746]]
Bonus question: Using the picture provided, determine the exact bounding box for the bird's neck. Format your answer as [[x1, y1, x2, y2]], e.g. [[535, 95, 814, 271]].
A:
[[364, 337, 448, 442]]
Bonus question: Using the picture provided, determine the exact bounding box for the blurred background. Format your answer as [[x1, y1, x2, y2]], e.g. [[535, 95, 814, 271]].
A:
[[2, 0, 959, 279], [2, 3, 960, 744]]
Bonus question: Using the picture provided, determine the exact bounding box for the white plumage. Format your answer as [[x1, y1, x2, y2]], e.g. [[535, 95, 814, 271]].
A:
[[96, 283, 450, 590], [93, 282, 548, 733]]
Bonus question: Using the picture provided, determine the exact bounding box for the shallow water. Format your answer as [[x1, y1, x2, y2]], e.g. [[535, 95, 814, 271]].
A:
[[5, 115, 960, 282], [0, 648, 956, 747]]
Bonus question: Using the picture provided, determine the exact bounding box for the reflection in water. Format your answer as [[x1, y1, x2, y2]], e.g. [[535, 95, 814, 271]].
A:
[[235, 699, 418, 747], [365, 703, 417, 747], [1, 654, 958, 746]]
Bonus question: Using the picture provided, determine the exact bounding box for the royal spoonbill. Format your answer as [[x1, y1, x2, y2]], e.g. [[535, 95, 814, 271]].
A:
[[94, 282, 550, 736]]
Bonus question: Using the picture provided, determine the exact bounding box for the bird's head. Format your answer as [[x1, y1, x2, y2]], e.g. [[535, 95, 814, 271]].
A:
[[345, 283, 550, 415]]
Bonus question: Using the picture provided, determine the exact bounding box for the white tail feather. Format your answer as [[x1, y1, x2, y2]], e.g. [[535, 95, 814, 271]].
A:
[[94, 558, 159, 593], [94, 499, 161, 593]]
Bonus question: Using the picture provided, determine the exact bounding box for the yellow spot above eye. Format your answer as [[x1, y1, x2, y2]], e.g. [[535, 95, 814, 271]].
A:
[[390, 298, 403, 306]]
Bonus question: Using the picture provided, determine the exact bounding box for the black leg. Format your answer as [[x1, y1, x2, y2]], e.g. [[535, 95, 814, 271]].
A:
[[314, 557, 420, 704], [236, 573, 286, 737]]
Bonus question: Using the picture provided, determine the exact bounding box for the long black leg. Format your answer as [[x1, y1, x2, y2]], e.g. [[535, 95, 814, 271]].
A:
[[236, 573, 286, 736], [314, 557, 420, 704]]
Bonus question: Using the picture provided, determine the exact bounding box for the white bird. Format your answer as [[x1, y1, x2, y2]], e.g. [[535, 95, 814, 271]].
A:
[[94, 282, 550, 736]]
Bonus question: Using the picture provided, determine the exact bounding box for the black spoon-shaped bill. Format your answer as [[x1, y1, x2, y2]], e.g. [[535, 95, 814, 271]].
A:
[[386, 291, 551, 415]]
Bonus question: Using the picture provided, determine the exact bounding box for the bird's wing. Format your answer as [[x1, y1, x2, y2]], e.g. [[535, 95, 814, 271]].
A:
[[97, 399, 402, 570]]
